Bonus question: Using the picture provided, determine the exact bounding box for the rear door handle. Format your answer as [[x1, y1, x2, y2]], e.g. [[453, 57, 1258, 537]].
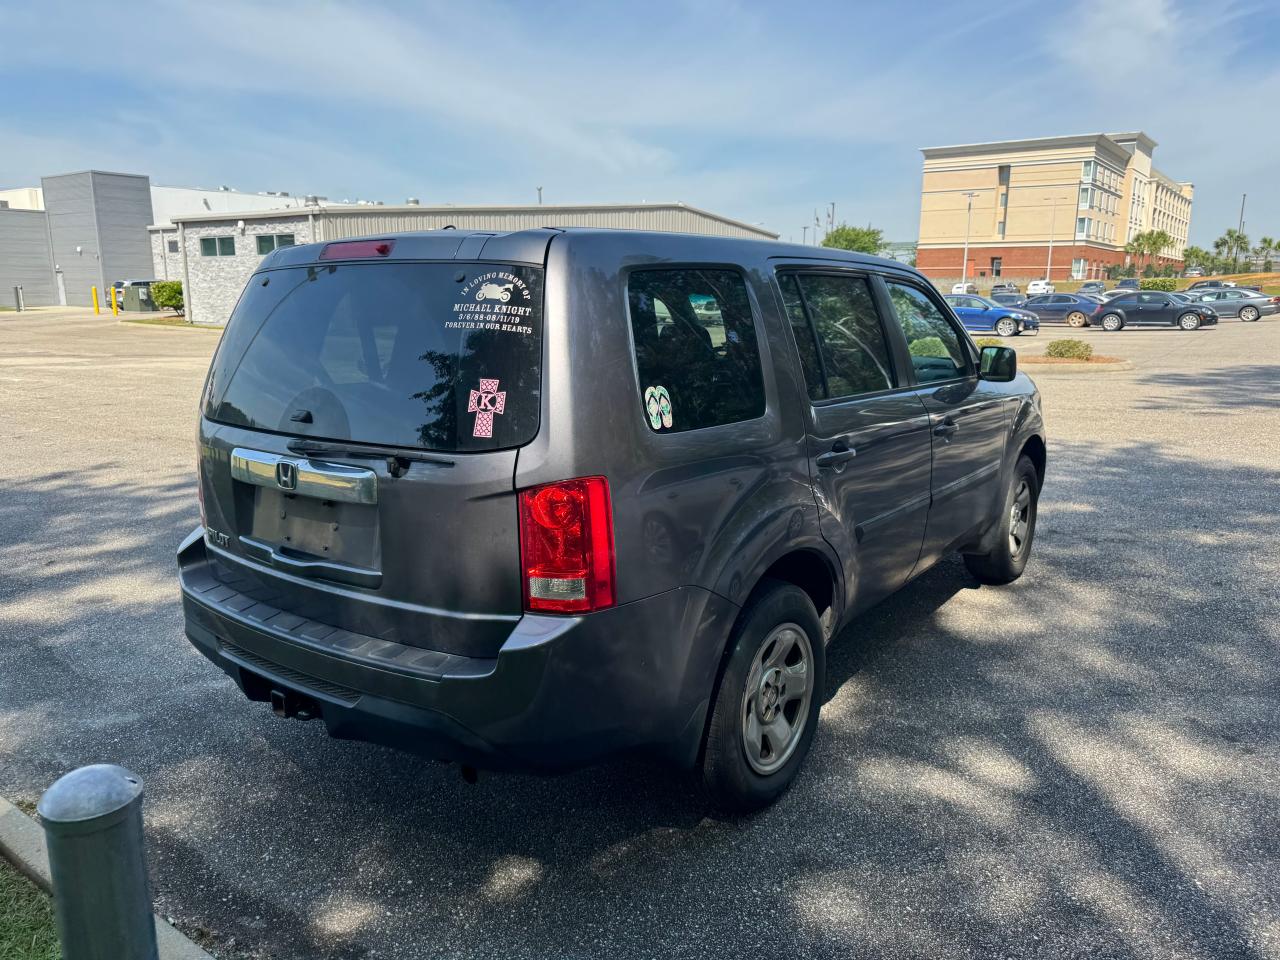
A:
[[815, 444, 856, 471], [933, 418, 959, 438]]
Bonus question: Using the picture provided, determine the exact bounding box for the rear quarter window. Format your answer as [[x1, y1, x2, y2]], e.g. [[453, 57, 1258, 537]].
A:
[[627, 268, 765, 433]]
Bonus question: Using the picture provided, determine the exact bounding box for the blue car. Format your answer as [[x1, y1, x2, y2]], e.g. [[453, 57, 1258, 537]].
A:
[[943, 294, 1040, 337]]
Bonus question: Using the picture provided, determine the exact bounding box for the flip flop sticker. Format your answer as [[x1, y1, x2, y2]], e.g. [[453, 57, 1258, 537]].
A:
[[644, 386, 673, 430]]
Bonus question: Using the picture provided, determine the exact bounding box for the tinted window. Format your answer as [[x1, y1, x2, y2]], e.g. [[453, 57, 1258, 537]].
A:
[[788, 274, 895, 400], [1138, 293, 1167, 304], [1112, 294, 1139, 304], [1026, 296, 1049, 305], [206, 262, 543, 452], [1048, 295, 1074, 304], [884, 282, 970, 384], [779, 276, 826, 402], [628, 269, 764, 433]]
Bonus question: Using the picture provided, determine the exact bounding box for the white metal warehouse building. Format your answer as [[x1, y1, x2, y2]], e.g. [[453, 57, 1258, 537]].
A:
[[153, 202, 778, 326]]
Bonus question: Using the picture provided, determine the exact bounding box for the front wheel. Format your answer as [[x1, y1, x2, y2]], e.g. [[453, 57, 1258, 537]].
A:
[[1101, 313, 1124, 331], [1178, 312, 1201, 331], [1066, 311, 1088, 328], [996, 317, 1018, 337], [964, 454, 1040, 585], [701, 580, 825, 814], [1240, 306, 1259, 322]]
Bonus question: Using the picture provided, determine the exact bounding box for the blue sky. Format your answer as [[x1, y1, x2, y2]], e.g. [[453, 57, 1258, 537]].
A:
[[2, 0, 1278, 246]]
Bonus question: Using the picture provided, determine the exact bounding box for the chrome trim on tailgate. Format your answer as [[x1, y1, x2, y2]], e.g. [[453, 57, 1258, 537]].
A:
[[230, 447, 378, 505]]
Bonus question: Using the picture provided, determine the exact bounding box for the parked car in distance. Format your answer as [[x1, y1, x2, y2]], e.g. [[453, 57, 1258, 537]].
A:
[[1114, 278, 1141, 291], [1186, 279, 1236, 291], [1021, 293, 1101, 327], [990, 292, 1028, 307], [110, 278, 156, 305], [1183, 266, 1205, 277], [951, 281, 978, 294], [178, 228, 1047, 812], [1186, 288, 1280, 321], [1026, 279, 1055, 295], [990, 281, 1020, 294], [1092, 291, 1219, 330], [1077, 280, 1106, 295], [943, 294, 1041, 336]]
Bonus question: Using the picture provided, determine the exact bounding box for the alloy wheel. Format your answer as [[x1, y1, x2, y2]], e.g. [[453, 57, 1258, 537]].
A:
[[1009, 479, 1032, 557], [996, 318, 1018, 337], [740, 623, 814, 776], [1179, 313, 1200, 330], [1103, 314, 1122, 331], [1067, 312, 1086, 327], [1241, 307, 1259, 322]]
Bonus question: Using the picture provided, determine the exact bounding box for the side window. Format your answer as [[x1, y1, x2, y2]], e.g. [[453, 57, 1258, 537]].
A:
[[627, 269, 765, 433], [884, 281, 970, 385], [787, 274, 896, 400], [1138, 292, 1165, 305], [779, 276, 826, 401]]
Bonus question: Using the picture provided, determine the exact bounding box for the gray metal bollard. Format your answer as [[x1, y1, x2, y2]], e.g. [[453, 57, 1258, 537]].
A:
[[12, 285, 23, 311], [37, 765, 159, 960]]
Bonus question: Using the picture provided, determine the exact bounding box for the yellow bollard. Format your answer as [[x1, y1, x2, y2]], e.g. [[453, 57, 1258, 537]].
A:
[[91, 286, 100, 315], [111, 284, 119, 317]]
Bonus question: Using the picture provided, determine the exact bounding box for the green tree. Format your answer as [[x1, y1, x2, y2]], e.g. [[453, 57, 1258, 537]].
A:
[[1221, 228, 1249, 272], [822, 223, 884, 254], [1251, 236, 1274, 272], [1182, 245, 1213, 270], [151, 280, 184, 313]]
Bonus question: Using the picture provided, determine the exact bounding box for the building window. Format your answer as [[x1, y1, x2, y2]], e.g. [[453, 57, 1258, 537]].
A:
[[200, 236, 236, 257], [1000, 191, 1008, 207], [1082, 160, 1096, 181], [167, 239, 179, 253], [1071, 258, 1087, 279], [1079, 186, 1091, 208], [998, 164, 1010, 187], [997, 220, 1005, 238], [1076, 217, 1088, 240], [256, 233, 297, 255], [991, 257, 1002, 277]]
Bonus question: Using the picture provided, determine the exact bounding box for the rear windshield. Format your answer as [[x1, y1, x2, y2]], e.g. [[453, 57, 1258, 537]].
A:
[[204, 262, 543, 452]]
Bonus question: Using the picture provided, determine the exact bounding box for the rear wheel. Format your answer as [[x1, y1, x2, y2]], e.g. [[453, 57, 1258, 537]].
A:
[[995, 317, 1018, 337], [1066, 311, 1088, 328], [701, 580, 825, 814], [964, 455, 1039, 585], [1101, 313, 1124, 331], [1240, 306, 1259, 322], [1178, 312, 1201, 331]]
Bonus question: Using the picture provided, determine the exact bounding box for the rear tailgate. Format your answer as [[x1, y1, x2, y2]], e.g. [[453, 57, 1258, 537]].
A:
[[194, 240, 548, 660]]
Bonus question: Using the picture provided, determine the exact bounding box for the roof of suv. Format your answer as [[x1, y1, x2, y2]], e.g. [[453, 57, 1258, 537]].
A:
[[260, 227, 914, 274]]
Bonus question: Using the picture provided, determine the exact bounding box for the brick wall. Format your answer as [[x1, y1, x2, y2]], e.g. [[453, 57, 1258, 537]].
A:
[[183, 216, 314, 325], [918, 244, 1183, 281]]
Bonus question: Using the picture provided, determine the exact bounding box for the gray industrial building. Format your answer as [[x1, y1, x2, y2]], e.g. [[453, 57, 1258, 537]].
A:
[[157, 202, 778, 325], [1, 171, 156, 307]]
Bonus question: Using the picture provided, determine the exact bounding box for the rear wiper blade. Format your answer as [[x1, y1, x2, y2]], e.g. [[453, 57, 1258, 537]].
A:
[[286, 439, 455, 468]]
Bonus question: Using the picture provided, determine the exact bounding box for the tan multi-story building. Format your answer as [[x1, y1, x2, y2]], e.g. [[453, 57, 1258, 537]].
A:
[[916, 132, 1193, 282]]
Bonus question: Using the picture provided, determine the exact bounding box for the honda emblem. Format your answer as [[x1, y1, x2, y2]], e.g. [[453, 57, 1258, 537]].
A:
[[275, 460, 298, 491]]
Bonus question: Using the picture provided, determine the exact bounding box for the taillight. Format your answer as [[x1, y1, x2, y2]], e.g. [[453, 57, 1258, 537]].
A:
[[518, 477, 615, 614], [318, 239, 395, 260]]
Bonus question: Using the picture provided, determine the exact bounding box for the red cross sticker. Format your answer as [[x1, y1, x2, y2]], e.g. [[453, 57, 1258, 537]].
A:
[[467, 378, 507, 438]]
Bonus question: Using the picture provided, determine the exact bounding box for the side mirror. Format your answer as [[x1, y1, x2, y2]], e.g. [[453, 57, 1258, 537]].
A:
[[980, 345, 1017, 382]]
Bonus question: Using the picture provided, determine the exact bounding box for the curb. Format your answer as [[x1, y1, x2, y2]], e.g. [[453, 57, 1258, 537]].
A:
[[0, 797, 213, 960], [1019, 359, 1135, 375]]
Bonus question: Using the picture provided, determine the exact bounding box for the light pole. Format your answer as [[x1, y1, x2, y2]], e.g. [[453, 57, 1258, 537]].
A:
[[1044, 195, 1058, 282], [802, 225, 809, 245], [960, 191, 978, 283]]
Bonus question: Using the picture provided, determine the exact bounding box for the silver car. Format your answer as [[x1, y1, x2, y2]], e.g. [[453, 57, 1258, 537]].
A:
[[1186, 288, 1279, 322]]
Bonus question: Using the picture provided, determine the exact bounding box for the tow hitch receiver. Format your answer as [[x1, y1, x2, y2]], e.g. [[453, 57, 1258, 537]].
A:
[[269, 688, 319, 721]]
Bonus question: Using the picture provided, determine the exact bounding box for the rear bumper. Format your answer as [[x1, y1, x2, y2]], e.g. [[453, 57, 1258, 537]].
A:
[[178, 528, 736, 772]]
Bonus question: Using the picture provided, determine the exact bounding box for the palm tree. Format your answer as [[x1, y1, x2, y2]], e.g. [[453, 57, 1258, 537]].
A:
[[1222, 229, 1249, 272], [1146, 230, 1172, 271], [1255, 236, 1275, 272], [1212, 236, 1228, 274]]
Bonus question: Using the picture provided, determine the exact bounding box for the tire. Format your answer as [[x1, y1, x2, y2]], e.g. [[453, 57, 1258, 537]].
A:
[[1178, 312, 1201, 331], [1240, 306, 1259, 322], [1066, 311, 1088, 328], [701, 580, 825, 814], [1101, 313, 1124, 331], [995, 317, 1018, 337], [963, 454, 1040, 585]]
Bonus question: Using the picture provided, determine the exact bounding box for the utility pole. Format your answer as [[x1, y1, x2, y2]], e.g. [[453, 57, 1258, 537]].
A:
[[802, 225, 809, 245], [1045, 195, 1058, 282], [960, 191, 978, 283], [1237, 192, 1246, 271]]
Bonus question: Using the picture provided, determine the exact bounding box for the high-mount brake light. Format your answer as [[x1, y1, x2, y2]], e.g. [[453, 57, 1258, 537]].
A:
[[518, 477, 615, 614], [318, 240, 395, 260]]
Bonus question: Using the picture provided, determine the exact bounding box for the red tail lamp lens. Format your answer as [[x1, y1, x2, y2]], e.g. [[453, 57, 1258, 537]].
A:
[[518, 477, 615, 614], [318, 240, 395, 260]]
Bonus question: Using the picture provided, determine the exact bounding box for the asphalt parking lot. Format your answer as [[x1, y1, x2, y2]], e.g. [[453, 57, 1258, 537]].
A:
[[2, 309, 1277, 960]]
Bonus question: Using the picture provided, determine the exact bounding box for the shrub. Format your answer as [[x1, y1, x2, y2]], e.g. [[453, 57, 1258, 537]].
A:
[[973, 337, 1003, 349], [1139, 277, 1177, 291], [908, 336, 947, 357], [151, 280, 184, 312], [1045, 339, 1093, 360]]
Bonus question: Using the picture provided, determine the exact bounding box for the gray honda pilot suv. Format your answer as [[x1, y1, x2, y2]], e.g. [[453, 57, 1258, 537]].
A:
[[179, 228, 1046, 811]]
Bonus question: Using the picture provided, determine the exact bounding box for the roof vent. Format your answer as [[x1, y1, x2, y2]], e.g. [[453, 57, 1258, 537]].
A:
[[406, 197, 420, 206]]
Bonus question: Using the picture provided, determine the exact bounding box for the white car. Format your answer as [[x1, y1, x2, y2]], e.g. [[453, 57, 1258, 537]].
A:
[[951, 282, 977, 294], [1026, 279, 1056, 295]]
